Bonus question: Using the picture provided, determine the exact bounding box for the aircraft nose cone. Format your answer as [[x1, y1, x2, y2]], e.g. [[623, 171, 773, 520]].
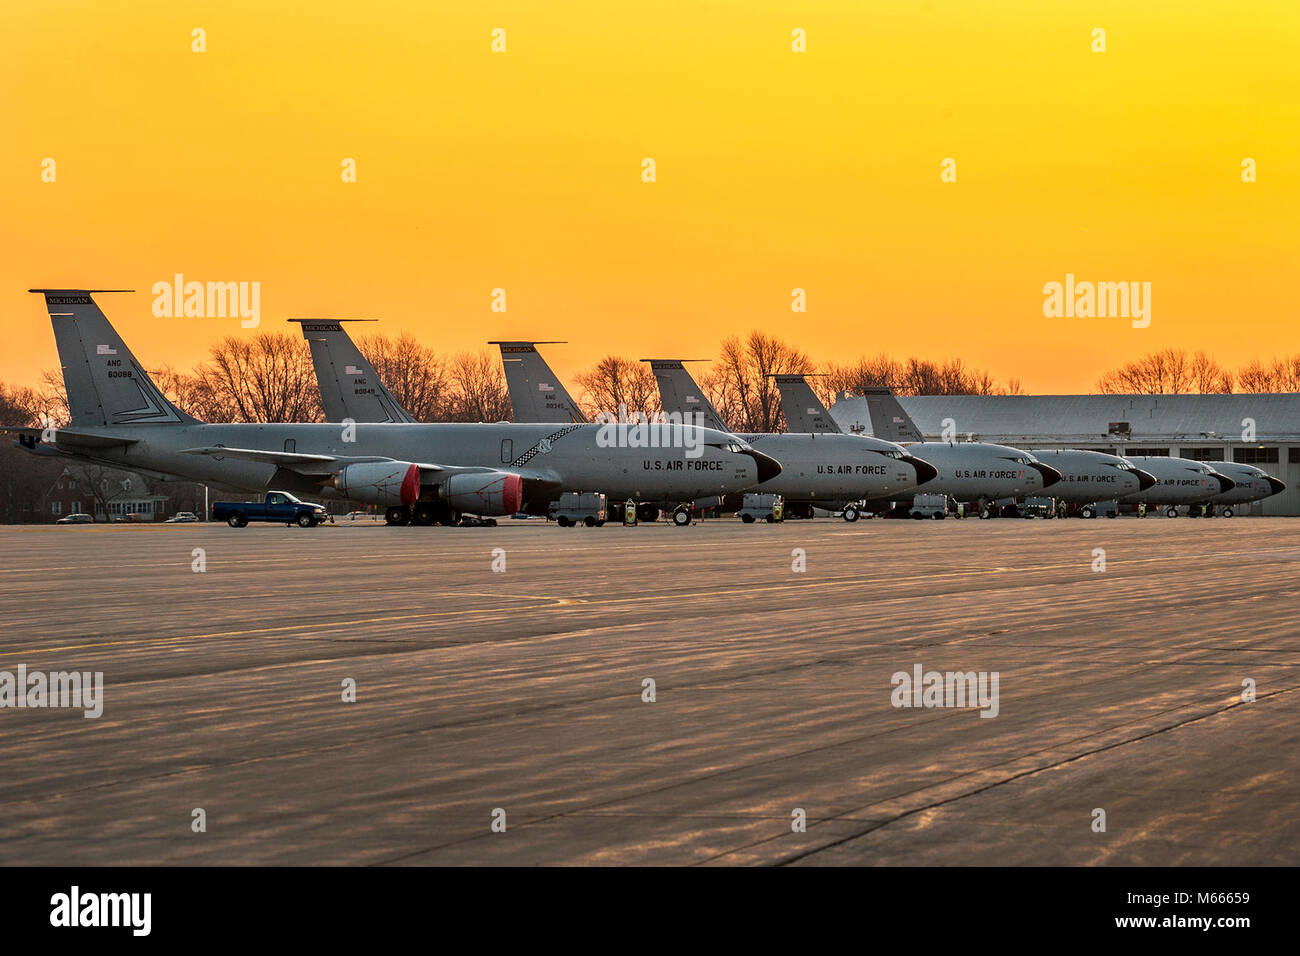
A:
[[745, 449, 783, 483], [1267, 476, 1287, 495], [1134, 467, 1157, 491], [1211, 471, 1235, 494], [903, 454, 938, 485], [1029, 461, 1063, 488]]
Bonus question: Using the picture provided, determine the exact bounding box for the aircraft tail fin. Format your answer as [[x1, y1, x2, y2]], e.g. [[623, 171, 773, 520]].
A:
[[32, 290, 199, 427], [858, 387, 924, 443], [771, 374, 839, 434], [642, 359, 730, 433], [490, 342, 589, 423], [290, 319, 418, 423]]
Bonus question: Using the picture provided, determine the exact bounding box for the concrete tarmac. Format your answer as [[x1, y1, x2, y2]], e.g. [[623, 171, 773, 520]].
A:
[[0, 515, 1297, 866]]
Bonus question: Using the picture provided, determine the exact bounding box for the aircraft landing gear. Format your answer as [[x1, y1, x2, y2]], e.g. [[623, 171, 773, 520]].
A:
[[637, 504, 661, 523], [1165, 506, 1178, 518], [411, 503, 438, 526], [842, 506, 860, 522], [1080, 505, 1096, 519], [1221, 507, 1234, 518], [385, 506, 410, 526], [672, 507, 692, 526]]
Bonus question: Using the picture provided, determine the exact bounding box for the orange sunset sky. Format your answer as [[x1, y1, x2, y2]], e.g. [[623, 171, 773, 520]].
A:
[[1, 1, 1296, 395]]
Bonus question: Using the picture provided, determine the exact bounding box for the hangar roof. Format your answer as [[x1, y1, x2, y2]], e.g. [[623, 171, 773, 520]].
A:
[[828, 393, 1300, 443]]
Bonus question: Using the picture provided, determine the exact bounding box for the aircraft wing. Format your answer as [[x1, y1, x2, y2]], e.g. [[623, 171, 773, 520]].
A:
[[178, 446, 559, 486], [180, 446, 443, 473]]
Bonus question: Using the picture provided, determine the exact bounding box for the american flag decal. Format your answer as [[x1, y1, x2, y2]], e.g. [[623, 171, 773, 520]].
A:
[[97, 344, 117, 355]]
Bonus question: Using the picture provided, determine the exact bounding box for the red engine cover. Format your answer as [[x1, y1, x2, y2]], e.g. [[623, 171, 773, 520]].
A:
[[400, 463, 421, 506], [502, 473, 523, 514]]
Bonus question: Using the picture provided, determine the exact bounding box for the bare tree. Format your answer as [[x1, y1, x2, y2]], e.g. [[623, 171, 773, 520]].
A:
[[356, 333, 450, 421], [575, 356, 661, 420], [1096, 349, 1231, 394], [1235, 356, 1300, 393], [705, 332, 813, 432], [821, 352, 1015, 401], [35, 368, 69, 427], [200, 333, 324, 422], [0, 382, 65, 523], [446, 350, 512, 422], [61, 463, 122, 522]]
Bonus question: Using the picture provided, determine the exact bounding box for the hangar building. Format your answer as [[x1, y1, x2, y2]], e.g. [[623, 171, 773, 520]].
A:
[[829, 393, 1300, 516]]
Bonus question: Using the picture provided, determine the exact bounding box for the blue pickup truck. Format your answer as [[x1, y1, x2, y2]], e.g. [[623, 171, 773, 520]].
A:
[[212, 492, 329, 528]]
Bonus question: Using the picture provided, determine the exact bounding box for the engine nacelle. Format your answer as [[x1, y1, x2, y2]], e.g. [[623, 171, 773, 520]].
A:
[[441, 471, 524, 516], [333, 461, 421, 506]]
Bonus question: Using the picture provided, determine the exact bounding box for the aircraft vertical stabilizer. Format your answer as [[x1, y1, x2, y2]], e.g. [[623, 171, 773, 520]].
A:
[[641, 359, 730, 432], [490, 342, 589, 424], [291, 319, 418, 423], [32, 289, 198, 427], [858, 387, 925, 443], [771, 374, 840, 434]]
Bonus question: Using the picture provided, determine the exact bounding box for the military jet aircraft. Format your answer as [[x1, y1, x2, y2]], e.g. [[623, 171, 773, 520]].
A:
[[1200, 461, 1286, 516], [776, 377, 1062, 517], [1117, 455, 1234, 517], [1018, 448, 1156, 515], [7, 291, 779, 527], [642, 360, 939, 520]]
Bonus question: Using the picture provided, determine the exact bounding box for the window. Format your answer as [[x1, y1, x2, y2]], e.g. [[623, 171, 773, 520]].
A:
[[1126, 447, 1170, 456], [269, 493, 287, 505], [1179, 448, 1220, 461], [51, 501, 62, 515], [1234, 447, 1279, 464]]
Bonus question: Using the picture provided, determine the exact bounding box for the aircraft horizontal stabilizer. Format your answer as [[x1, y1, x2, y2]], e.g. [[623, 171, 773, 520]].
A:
[[0, 426, 140, 450]]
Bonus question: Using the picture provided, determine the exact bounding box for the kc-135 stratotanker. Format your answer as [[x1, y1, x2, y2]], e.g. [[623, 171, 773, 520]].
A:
[[6, 291, 780, 526]]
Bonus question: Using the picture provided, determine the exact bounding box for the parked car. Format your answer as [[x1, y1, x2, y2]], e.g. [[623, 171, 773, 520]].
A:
[[166, 512, 199, 523], [211, 492, 329, 528], [55, 513, 94, 525]]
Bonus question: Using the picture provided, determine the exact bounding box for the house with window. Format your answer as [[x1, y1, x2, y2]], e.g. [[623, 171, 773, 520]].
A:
[[44, 467, 171, 522]]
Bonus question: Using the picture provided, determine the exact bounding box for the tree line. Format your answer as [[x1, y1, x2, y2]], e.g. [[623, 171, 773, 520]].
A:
[[15, 332, 1297, 437], [1095, 349, 1300, 395]]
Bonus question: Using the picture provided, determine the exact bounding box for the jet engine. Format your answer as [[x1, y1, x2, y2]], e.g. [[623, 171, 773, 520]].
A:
[[333, 461, 421, 506], [440, 471, 524, 516]]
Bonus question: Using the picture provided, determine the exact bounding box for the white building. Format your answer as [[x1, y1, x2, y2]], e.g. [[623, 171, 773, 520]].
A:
[[830, 393, 1300, 516]]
